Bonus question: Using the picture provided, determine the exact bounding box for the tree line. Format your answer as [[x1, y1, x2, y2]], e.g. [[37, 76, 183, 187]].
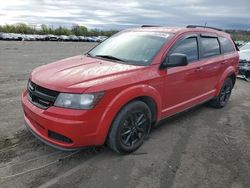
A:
[[0, 24, 249, 41], [0, 23, 118, 37], [225, 30, 250, 41]]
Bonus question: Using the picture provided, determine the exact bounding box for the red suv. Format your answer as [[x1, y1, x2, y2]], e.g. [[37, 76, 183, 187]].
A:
[[21, 25, 239, 153]]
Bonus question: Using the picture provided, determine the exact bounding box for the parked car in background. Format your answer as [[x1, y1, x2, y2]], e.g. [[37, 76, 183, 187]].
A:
[[28, 34, 36, 41], [22, 25, 239, 154], [34, 35, 45, 41], [92, 36, 107, 42], [1, 33, 12, 40], [240, 42, 250, 51], [33, 35, 40, 41], [45, 34, 58, 41], [58, 35, 69, 41], [6, 33, 14, 40], [9, 33, 23, 40], [78, 36, 87, 42], [98, 36, 108, 42], [238, 49, 250, 81], [22, 34, 30, 41], [68, 35, 79, 42], [86, 36, 95, 42], [0, 32, 108, 42], [92, 36, 100, 42], [22, 34, 28, 41], [235, 41, 246, 48]]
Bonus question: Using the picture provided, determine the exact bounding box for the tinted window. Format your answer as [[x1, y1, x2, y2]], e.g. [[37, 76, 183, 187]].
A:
[[201, 37, 220, 58], [219, 37, 235, 54], [171, 37, 198, 62]]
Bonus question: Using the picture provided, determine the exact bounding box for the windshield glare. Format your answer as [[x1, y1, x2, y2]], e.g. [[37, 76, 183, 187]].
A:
[[88, 31, 171, 65]]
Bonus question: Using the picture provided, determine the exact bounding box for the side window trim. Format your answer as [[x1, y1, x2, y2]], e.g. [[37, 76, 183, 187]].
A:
[[200, 33, 217, 38], [218, 37, 222, 55], [167, 34, 200, 63], [218, 36, 225, 55]]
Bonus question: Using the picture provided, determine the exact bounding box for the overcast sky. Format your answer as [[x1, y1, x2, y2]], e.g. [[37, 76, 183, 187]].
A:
[[1, 0, 250, 30]]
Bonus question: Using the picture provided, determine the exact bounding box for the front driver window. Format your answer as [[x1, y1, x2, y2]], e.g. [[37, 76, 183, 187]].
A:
[[170, 37, 199, 63]]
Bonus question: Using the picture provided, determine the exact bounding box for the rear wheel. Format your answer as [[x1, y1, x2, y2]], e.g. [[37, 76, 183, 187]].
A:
[[209, 77, 233, 108], [107, 101, 152, 154]]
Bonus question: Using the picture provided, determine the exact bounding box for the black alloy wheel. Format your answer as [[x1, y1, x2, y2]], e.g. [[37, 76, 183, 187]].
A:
[[209, 77, 233, 108], [107, 101, 152, 154], [120, 111, 148, 147], [219, 81, 232, 106]]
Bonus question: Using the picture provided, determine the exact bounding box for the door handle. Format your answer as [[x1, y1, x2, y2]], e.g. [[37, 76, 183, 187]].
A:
[[195, 67, 203, 71], [221, 61, 227, 65]]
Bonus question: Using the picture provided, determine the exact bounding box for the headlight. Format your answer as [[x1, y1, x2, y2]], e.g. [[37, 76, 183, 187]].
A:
[[54, 92, 104, 110]]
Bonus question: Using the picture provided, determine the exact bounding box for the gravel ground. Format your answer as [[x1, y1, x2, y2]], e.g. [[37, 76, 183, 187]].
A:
[[0, 41, 249, 188]]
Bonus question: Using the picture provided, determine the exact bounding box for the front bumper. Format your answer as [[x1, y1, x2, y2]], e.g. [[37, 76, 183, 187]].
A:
[[21, 90, 104, 150], [25, 121, 81, 151]]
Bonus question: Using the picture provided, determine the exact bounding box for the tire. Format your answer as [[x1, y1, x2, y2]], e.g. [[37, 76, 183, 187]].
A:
[[107, 101, 152, 154], [209, 77, 233, 108]]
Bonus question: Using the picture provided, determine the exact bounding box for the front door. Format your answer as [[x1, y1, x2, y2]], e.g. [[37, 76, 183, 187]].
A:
[[161, 35, 210, 117]]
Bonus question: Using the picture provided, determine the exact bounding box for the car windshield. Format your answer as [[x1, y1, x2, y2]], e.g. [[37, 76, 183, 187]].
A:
[[87, 31, 172, 66], [240, 43, 250, 51]]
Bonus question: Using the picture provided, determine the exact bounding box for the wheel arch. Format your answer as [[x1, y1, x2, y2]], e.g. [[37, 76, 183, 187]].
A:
[[228, 73, 236, 87], [133, 96, 158, 125], [215, 66, 236, 96], [94, 85, 162, 145]]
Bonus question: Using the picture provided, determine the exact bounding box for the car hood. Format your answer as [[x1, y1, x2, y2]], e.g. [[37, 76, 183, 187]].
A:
[[239, 50, 250, 61], [31, 55, 145, 93]]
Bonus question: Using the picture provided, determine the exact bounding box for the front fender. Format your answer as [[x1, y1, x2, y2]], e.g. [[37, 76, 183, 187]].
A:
[[215, 66, 236, 96], [94, 84, 162, 145]]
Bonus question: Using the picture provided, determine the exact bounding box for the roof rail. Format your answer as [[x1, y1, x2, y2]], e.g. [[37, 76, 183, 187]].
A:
[[186, 25, 223, 31], [141, 25, 160, 27]]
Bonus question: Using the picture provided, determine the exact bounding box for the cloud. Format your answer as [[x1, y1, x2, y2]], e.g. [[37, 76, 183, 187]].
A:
[[0, 0, 250, 29]]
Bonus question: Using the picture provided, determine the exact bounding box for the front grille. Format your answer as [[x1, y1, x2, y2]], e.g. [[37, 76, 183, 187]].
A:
[[48, 130, 73, 143], [27, 81, 59, 109]]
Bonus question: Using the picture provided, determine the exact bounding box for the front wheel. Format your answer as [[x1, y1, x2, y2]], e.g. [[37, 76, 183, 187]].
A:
[[209, 77, 233, 108], [107, 101, 152, 154]]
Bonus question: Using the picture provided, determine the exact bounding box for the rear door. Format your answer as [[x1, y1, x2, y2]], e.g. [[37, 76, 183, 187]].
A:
[[197, 34, 223, 93]]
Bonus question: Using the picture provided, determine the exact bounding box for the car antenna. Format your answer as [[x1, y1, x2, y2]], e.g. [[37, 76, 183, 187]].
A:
[[204, 21, 207, 28]]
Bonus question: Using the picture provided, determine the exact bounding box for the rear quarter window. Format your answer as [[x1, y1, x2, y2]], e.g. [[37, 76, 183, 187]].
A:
[[219, 37, 235, 54], [201, 37, 220, 58]]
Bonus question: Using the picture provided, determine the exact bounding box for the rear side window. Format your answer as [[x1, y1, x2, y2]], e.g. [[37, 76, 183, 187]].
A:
[[201, 37, 220, 58], [170, 37, 198, 62], [219, 37, 235, 54]]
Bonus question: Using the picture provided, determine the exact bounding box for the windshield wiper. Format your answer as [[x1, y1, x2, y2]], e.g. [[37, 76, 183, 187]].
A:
[[95, 55, 126, 62], [85, 52, 93, 57]]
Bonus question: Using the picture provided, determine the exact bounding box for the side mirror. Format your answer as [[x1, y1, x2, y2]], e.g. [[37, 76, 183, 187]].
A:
[[160, 53, 188, 69]]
